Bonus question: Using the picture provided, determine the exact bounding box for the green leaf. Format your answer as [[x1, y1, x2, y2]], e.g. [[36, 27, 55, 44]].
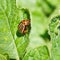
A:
[[8, 7, 31, 59], [49, 16, 60, 60], [0, 0, 31, 60], [23, 46, 50, 60], [0, 54, 7, 60], [0, 7, 19, 60]]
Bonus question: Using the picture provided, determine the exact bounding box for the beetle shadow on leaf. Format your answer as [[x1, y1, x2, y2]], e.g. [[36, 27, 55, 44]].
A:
[[16, 30, 24, 37]]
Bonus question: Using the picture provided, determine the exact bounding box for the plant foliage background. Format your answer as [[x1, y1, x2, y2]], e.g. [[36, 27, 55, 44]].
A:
[[0, 0, 60, 60]]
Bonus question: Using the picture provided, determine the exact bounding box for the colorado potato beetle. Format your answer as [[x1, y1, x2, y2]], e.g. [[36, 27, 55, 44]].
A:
[[18, 20, 31, 34]]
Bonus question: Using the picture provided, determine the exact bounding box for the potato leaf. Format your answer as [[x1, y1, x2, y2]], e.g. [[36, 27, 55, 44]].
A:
[[49, 15, 60, 60], [0, 0, 31, 60]]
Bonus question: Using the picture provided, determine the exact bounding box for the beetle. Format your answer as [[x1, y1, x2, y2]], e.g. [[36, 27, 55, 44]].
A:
[[18, 20, 31, 34]]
